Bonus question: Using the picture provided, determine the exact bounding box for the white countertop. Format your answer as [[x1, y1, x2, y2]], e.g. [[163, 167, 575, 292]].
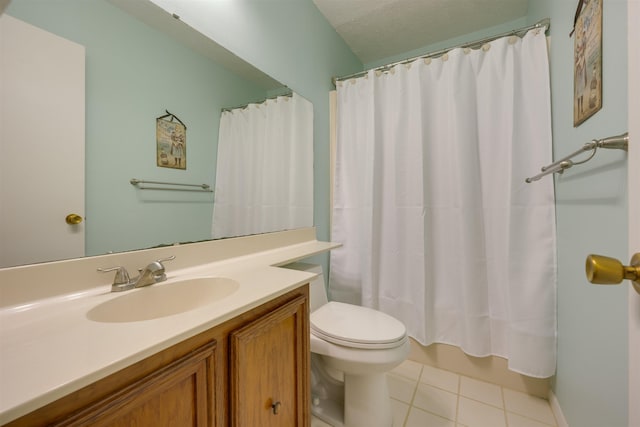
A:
[[0, 233, 339, 424]]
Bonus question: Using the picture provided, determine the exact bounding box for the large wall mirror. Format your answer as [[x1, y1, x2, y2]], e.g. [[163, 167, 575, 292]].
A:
[[0, 0, 313, 268]]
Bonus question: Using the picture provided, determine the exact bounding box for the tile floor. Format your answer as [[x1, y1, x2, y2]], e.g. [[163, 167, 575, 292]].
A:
[[311, 359, 558, 427]]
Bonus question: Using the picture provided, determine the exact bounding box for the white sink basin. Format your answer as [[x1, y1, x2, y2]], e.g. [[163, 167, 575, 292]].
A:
[[87, 277, 240, 323]]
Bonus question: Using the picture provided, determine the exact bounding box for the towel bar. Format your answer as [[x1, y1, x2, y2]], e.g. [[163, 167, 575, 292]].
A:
[[130, 178, 213, 192]]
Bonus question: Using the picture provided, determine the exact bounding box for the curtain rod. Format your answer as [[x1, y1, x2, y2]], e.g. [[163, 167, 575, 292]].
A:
[[221, 90, 293, 113], [332, 18, 550, 86]]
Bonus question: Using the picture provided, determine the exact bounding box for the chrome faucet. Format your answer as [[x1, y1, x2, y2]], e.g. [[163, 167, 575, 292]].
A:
[[98, 256, 175, 292], [132, 257, 173, 288]]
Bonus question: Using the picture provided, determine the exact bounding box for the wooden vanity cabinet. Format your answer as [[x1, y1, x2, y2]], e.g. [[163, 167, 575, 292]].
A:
[[230, 295, 309, 426], [4, 286, 310, 427], [56, 342, 217, 427]]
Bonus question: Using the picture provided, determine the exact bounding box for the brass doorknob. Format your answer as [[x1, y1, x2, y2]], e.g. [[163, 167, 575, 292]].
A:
[[65, 213, 83, 225], [585, 253, 640, 294]]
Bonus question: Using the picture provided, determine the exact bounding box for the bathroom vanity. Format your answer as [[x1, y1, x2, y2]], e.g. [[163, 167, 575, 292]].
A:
[[0, 228, 337, 426], [5, 288, 308, 427]]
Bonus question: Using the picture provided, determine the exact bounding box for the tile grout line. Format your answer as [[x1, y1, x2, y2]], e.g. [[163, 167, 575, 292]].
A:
[[501, 385, 509, 427], [504, 409, 558, 427], [454, 372, 461, 425], [389, 361, 559, 427], [401, 364, 423, 427]]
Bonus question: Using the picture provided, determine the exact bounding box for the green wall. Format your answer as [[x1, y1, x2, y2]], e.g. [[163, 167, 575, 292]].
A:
[[6, 0, 270, 255], [527, 1, 629, 426]]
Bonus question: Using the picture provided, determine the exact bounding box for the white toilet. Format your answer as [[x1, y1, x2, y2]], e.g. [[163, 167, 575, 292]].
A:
[[285, 263, 410, 427]]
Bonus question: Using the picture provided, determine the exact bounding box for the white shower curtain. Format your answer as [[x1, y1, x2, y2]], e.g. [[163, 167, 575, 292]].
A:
[[212, 93, 313, 239], [330, 30, 557, 377]]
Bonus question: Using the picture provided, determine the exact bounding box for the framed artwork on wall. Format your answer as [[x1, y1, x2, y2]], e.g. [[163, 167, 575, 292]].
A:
[[573, 0, 602, 127], [156, 111, 187, 170]]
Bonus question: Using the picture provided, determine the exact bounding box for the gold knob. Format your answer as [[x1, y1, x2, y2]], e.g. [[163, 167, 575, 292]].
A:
[[585, 253, 640, 293], [65, 214, 83, 225]]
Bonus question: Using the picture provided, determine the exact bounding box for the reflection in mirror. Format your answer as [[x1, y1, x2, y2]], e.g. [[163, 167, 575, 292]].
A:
[[0, 0, 313, 268], [213, 93, 313, 239]]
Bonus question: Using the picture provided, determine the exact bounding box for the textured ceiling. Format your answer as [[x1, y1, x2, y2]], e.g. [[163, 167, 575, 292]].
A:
[[312, 0, 529, 65]]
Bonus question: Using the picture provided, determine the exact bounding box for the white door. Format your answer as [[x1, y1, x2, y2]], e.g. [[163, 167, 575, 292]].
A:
[[0, 14, 85, 268], [628, 2, 640, 425]]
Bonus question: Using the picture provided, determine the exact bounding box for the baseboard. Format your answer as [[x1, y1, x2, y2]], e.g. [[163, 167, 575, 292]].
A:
[[407, 339, 552, 399], [548, 390, 569, 427]]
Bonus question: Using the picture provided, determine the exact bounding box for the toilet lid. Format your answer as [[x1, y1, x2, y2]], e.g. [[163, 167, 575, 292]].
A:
[[310, 302, 407, 349]]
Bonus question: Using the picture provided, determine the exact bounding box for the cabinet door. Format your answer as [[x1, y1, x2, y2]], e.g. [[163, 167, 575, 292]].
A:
[[56, 342, 216, 427], [230, 295, 309, 427]]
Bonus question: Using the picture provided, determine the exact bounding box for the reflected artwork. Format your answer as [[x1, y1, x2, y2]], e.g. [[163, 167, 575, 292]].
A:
[[156, 114, 187, 169]]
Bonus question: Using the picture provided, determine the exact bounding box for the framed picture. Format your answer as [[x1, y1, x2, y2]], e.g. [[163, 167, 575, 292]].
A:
[[573, 0, 602, 127], [156, 116, 186, 170]]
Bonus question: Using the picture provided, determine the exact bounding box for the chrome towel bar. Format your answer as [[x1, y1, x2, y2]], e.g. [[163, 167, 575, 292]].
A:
[[130, 178, 213, 192], [525, 132, 628, 183]]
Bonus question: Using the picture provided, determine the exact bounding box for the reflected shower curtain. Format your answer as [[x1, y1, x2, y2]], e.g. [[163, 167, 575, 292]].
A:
[[212, 93, 313, 239], [330, 30, 557, 377]]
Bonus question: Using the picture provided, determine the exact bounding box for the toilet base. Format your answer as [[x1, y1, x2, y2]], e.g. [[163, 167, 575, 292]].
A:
[[312, 395, 344, 427], [344, 373, 392, 427], [311, 353, 393, 427], [311, 353, 345, 426], [311, 374, 392, 427]]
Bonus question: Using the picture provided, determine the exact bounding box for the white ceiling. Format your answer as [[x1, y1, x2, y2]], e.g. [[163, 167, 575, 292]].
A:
[[312, 0, 529, 65]]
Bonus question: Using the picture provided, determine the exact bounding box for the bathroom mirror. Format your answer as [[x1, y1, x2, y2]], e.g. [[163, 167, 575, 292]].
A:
[[1, 0, 309, 268]]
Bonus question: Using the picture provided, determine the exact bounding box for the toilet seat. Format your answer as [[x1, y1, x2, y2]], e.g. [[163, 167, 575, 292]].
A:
[[311, 302, 407, 350]]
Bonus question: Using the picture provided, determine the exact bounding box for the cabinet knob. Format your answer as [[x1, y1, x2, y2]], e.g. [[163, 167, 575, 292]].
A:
[[271, 401, 281, 415]]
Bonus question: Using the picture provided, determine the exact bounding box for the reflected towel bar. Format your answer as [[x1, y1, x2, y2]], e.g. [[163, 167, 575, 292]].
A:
[[130, 178, 213, 192], [525, 132, 628, 183]]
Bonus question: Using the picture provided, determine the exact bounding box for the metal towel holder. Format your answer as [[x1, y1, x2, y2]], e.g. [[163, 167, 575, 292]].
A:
[[525, 132, 628, 183], [130, 178, 213, 193]]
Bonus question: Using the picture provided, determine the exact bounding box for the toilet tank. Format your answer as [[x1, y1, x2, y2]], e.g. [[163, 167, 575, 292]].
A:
[[282, 262, 328, 312]]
